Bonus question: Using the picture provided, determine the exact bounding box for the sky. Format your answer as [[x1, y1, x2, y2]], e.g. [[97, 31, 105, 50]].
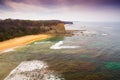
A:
[[0, 0, 120, 22]]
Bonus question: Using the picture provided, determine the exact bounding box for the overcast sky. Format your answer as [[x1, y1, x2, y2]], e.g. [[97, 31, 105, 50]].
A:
[[0, 0, 120, 22]]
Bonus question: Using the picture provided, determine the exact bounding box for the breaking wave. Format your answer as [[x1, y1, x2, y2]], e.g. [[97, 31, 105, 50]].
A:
[[50, 41, 80, 49]]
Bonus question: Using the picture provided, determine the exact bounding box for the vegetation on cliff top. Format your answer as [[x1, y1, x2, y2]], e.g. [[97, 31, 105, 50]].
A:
[[0, 19, 65, 41]]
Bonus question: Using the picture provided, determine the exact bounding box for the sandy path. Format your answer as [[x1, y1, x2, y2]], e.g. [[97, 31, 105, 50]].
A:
[[0, 34, 52, 53]]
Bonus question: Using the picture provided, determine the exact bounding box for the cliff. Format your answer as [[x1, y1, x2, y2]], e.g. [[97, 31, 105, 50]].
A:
[[0, 19, 66, 41], [47, 23, 66, 34]]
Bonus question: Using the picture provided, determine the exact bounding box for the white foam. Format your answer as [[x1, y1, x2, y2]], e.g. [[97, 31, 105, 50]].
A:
[[59, 46, 80, 49], [5, 75, 28, 80], [1, 46, 23, 53], [83, 31, 97, 35], [2, 48, 15, 53], [34, 41, 51, 44], [50, 41, 63, 49], [44, 74, 63, 80], [50, 41, 80, 49], [13, 60, 47, 73], [4, 60, 64, 80]]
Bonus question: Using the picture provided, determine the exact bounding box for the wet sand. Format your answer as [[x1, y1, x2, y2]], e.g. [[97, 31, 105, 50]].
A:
[[0, 34, 52, 53]]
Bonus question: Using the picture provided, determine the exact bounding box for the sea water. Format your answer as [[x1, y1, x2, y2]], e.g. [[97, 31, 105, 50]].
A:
[[2, 21, 120, 80], [48, 21, 120, 80]]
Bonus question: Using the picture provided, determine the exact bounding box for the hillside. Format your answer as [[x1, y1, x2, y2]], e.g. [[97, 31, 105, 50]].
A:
[[0, 19, 66, 41]]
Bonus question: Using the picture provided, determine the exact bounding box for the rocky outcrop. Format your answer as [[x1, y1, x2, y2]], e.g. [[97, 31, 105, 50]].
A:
[[4, 60, 64, 80], [62, 21, 73, 24], [56, 23, 66, 33], [48, 23, 66, 34]]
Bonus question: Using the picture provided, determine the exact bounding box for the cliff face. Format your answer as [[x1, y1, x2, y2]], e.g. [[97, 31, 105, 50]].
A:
[[56, 23, 66, 33], [48, 23, 66, 34], [0, 19, 66, 41]]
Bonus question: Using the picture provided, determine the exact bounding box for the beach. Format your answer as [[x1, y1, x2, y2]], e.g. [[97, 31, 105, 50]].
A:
[[0, 34, 52, 53]]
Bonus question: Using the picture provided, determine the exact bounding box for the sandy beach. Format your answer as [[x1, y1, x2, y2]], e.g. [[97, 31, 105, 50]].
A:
[[0, 34, 52, 53]]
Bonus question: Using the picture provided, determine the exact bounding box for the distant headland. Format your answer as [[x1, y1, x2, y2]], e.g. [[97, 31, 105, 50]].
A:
[[0, 19, 73, 41]]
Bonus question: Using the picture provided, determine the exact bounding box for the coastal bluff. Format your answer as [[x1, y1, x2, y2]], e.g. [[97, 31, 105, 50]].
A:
[[0, 19, 68, 41], [48, 23, 66, 34]]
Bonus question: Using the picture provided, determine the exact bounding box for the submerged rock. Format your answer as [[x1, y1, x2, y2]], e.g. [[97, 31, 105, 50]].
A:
[[105, 62, 120, 70]]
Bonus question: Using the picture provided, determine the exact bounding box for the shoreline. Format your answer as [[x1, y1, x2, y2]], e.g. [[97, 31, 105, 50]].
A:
[[0, 34, 52, 54]]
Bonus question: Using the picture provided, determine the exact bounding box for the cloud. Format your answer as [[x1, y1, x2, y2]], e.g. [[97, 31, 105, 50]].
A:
[[0, 0, 120, 22], [4, 0, 47, 12], [1, 0, 120, 8]]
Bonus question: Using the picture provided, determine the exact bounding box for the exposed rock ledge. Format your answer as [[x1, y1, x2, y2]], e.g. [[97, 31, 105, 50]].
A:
[[4, 60, 65, 80]]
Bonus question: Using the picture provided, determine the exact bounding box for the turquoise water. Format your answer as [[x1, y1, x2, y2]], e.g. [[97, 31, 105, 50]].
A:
[[32, 22, 120, 80], [47, 22, 120, 80], [1, 22, 120, 80]]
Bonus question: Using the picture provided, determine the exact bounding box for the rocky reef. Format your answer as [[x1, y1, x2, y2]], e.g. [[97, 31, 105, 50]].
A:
[[4, 60, 64, 80]]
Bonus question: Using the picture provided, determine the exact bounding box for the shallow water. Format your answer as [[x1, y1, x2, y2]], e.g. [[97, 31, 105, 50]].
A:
[[0, 22, 120, 80]]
